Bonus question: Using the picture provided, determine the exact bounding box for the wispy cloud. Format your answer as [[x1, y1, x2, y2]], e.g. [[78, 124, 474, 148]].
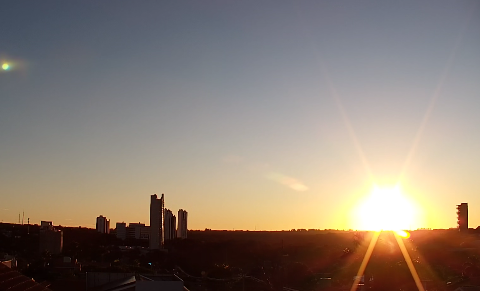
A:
[[266, 172, 309, 192], [222, 154, 309, 192]]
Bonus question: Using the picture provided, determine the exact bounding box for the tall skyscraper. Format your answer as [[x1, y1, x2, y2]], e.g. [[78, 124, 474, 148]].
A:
[[149, 194, 165, 249], [177, 209, 188, 239], [457, 203, 468, 232], [164, 209, 177, 240], [96, 215, 110, 234]]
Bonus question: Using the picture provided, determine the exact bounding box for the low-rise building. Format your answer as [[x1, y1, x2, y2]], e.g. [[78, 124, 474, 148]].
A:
[[41, 221, 53, 231]]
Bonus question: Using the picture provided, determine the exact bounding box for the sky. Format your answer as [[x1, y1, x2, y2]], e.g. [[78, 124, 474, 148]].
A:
[[1, 1, 479, 230]]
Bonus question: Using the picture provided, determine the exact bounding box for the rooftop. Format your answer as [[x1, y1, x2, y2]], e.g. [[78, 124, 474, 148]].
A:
[[0, 263, 51, 291]]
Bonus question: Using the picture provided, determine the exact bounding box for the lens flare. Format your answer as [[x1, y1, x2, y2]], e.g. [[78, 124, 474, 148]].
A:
[[395, 230, 410, 239], [2, 63, 10, 70], [354, 185, 418, 231]]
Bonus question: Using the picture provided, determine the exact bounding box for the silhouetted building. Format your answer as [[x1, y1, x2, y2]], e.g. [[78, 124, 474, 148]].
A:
[[164, 209, 177, 240], [457, 203, 468, 232], [126, 223, 149, 240], [177, 209, 188, 239], [138, 225, 150, 240], [96, 215, 110, 234], [41, 221, 53, 231], [150, 194, 164, 249], [39, 223, 63, 255], [127, 223, 141, 239], [116, 222, 127, 240]]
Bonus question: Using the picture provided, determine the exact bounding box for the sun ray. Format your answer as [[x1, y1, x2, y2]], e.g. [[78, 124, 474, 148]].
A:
[[402, 231, 453, 288], [323, 66, 374, 183], [350, 231, 380, 291], [294, 9, 374, 183], [394, 232, 426, 291], [399, 2, 476, 182]]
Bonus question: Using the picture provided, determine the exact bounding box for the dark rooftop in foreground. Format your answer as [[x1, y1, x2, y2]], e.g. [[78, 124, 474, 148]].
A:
[[0, 263, 51, 291]]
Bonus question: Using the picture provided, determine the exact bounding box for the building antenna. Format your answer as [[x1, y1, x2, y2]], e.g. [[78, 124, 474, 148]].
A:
[[18, 213, 20, 224], [22, 211, 24, 225]]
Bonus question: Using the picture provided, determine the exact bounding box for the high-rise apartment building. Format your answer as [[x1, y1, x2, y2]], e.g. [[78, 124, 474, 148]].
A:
[[164, 209, 177, 240], [96, 215, 110, 234], [177, 209, 188, 239], [457, 203, 468, 232], [150, 194, 165, 249], [39, 221, 63, 255]]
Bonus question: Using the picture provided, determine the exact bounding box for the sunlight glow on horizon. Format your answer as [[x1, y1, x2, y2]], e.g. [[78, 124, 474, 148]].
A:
[[351, 230, 422, 291], [0, 2, 478, 230], [352, 185, 422, 231]]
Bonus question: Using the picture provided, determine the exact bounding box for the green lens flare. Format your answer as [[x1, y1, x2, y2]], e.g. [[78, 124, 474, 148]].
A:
[[2, 63, 10, 70]]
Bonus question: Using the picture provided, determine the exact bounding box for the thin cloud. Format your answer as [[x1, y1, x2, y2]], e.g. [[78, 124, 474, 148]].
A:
[[223, 155, 309, 192], [267, 172, 309, 192]]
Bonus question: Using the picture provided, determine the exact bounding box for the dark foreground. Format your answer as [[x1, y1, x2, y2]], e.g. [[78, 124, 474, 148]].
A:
[[1, 223, 480, 291]]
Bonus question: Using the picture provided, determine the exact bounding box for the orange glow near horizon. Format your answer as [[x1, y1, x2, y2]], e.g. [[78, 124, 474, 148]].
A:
[[353, 185, 420, 231]]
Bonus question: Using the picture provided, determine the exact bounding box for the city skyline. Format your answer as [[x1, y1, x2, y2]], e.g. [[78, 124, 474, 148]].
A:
[[3, 199, 473, 232], [1, 1, 480, 230]]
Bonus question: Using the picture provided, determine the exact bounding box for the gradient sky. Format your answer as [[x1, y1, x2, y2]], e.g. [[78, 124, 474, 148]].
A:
[[1, 1, 479, 230]]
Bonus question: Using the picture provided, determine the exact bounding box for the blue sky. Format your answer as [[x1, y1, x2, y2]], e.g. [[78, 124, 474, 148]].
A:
[[1, 1, 479, 230]]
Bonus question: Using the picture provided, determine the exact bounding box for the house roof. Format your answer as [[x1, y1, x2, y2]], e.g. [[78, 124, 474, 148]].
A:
[[455, 286, 480, 291], [0, 263, 51, 291]]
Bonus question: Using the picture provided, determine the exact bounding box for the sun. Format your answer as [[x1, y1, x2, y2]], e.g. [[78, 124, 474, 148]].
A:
[[354, 185, 417, 232]]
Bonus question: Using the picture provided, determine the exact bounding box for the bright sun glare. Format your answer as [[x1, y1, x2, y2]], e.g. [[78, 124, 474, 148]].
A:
[[356, 185, 416, 232]]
